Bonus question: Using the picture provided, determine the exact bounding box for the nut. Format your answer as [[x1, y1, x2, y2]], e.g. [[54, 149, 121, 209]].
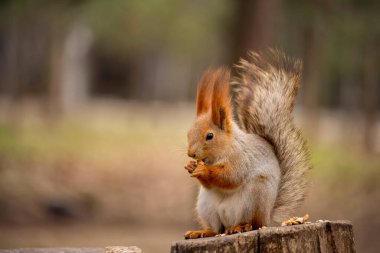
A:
[[281, 214, 310, 226], [197, 160, 205, 166]]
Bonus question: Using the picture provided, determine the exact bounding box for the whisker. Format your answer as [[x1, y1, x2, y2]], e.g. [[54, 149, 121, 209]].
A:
[[173, 144, 188, 154]]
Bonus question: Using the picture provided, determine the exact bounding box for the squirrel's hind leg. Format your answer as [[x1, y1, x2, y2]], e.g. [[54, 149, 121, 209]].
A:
[[225, 223, 253, 234]]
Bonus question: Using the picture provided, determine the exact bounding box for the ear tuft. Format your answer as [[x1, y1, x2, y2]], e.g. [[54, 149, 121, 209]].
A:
[[196, 69, 217, 116], [218, 108, 226, 130], [211, 67, 231, 131]]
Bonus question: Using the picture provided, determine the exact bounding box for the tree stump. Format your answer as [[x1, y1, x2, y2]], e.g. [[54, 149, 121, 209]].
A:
[[171, 220, 355, 253]]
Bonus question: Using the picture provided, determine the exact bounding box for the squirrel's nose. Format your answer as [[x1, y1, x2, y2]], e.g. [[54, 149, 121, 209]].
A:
[[187, 150, 196, 158]]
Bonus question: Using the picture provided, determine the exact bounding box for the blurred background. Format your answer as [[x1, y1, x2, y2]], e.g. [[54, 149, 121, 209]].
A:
[[0, 0, 379, 252]]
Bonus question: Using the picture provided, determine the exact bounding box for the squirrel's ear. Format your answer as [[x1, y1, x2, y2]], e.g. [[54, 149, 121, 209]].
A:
[[196, 69, 216, 116], [211, 67, 231, 132]]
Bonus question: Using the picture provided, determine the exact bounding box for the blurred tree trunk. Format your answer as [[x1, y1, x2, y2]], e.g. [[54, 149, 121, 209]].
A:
[[300, 0, 332, 138], [60, 23, 92, 113], [362, 38, 379, 153], [2, 6, 67, 125], [231, 0, 280, 63], [301, 21, 324, 138], [45, 22, 93, 120], [3, 19, 24, 128], [46, 30, 64, 121]]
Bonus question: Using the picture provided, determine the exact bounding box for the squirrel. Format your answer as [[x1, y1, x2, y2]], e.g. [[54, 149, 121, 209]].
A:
[[184, 49, 311, 239]]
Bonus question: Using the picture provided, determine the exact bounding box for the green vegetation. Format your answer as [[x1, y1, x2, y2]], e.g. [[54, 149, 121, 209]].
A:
[[311, 144, 380, 181]]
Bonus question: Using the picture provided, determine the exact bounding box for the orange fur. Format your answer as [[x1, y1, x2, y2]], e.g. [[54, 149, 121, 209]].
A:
[[225, 224, 252, 234], [211, 68, 232, 132], [196, 69, 217, 116], [189, 67, 236, 190], [191, 163, 239, 190], [250, 209, 265, 229], [184, 229, 217, 239]]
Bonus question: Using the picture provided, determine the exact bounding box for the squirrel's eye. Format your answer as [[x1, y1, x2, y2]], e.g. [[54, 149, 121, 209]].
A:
[[206, 132, 214, 141]]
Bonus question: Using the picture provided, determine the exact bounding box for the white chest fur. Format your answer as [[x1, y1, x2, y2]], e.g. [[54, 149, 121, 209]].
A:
[[196, 184, 256, 230]]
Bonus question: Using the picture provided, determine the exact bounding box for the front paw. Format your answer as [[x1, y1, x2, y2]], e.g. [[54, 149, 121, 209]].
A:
[[191, 163, 208, 178], [184, 160, 198, 174]]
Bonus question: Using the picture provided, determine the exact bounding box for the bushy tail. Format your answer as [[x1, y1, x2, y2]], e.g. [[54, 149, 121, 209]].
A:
[[231, 49, 311, 223]]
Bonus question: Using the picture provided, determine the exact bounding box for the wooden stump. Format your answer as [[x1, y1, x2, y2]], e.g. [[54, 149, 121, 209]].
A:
[[104, 246, 143, 253], [171, 220, 355, 253]]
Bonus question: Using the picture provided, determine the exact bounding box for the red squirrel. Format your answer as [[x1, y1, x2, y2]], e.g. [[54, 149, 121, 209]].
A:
[[184, 50, 310, 239]]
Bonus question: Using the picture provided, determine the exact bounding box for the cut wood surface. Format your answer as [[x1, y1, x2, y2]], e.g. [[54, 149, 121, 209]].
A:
[[104, 246, 142, 253], [171, 220, 355, 253]]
